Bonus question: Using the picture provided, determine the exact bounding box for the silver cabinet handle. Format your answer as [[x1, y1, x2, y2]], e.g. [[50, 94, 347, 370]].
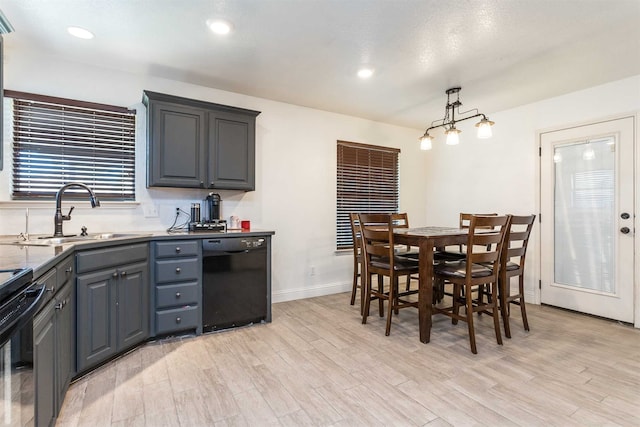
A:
[[175, 267, 181, 273], [175, 292, 181, 298], [112, 272, 118, 278], [175, 247, 181, 253], [120, 271, 127, 277], [176, 317, 181, 324]]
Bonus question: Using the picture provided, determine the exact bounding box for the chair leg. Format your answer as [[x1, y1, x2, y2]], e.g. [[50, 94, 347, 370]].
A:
[[362, 273, 371, 325], [359, 273, 365, 316], [465, 289, 477, 354], [519, 275, 530, 331], [350, 262, 358, 306], [500, 276, 511, 338], [433, 278, 444, 303], [385, 277, 396, 336], [378, 275, 384, 317], [394, 277, 400, 315], [452, 284, 461, 325], [491, 282, 503, 346]]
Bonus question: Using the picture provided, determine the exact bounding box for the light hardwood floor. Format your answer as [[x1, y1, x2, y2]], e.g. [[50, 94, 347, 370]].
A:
[[57, 293, 640, 426]]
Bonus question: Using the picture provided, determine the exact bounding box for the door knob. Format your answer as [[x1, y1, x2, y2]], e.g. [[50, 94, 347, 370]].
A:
[[621, 212, 630, 219], [620, 227, 630, 234]]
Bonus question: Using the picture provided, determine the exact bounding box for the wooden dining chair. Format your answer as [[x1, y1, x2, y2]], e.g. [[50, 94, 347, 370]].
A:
[[392, 212, 421, 290], [434, 212, 498, 261], [433, 215, 510, 354], [348, 213, 365, 313], [499, 214, 536, 338], [359, 213, 420, 336]]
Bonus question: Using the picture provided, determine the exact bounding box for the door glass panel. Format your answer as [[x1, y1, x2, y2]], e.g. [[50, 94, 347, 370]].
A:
[[553, 137, 615, 293]]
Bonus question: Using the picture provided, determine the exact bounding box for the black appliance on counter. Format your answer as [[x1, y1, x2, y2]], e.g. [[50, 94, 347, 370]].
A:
[[202, 236, 268, 331], [189, 193, 226, 232], [0, 267, 45, 425]]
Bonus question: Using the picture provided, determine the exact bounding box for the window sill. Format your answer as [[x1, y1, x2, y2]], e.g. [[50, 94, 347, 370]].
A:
[[0, 200, 140, 209]]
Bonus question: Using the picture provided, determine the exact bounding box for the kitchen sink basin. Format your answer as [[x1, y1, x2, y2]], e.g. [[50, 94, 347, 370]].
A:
[[0, 233, 150, 246]]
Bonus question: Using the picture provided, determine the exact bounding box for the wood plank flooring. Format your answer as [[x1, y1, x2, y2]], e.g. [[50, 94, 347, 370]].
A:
[[57, 293, 640, 426]]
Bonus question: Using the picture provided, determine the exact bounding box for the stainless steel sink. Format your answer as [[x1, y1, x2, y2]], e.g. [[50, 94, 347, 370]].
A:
[[0, 233, 150, 246]]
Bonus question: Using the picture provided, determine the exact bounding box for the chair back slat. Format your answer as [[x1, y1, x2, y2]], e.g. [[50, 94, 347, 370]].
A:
[[359, 213, 394, 268], [465, 215, 510, 278], [460, 212, 497, 229], [349, 213, 362, 253], [502, 214, 536, 269], [359, 212, 413, 270]]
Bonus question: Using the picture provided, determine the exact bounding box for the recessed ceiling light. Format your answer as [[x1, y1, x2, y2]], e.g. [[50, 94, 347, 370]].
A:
[[357, 68, 374, 79], [67, 26, 94, 39], [206, 19, 232, 35]]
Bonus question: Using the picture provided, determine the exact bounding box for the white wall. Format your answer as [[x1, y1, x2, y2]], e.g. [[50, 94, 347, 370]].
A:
[[0, 51, 429, 302], [421, 75, 640, 303], [2, 51, 638, 305]]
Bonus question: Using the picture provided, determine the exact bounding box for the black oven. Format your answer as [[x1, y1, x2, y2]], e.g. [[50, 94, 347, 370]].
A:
[[0, 268, 45, 426]]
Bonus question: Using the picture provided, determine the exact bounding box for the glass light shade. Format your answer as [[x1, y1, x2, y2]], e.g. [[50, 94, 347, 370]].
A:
[[67, 26, 94, 39], [419, 134, 433, 150], [207, 19, 232, 35], [357, 68, 374, 79], [475, 118, 494, 139], [583, 146, 595, 160], [445, 127, 460, 145]]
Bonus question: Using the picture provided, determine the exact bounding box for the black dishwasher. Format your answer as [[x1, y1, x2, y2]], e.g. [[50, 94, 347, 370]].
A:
[[202, 236, 268, 332]]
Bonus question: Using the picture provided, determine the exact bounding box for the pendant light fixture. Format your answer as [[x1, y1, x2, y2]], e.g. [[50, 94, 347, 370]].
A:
[[419, 87, 495, 150]]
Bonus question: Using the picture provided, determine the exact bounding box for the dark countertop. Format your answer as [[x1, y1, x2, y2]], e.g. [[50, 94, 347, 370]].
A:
[[0, 229, 275, 278]]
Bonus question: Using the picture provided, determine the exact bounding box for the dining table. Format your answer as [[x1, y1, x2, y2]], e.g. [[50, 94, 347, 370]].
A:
[[393, 226, 473, 343]]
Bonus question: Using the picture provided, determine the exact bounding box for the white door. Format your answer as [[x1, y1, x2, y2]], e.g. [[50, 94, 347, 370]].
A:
[[540, 116, 635, 322]]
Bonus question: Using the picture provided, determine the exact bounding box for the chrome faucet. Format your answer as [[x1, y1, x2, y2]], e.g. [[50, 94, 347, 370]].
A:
[[53, 182, 100, 237]]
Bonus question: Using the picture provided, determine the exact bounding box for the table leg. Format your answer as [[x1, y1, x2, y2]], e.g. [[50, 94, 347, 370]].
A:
[[418, 239, 434, 343]]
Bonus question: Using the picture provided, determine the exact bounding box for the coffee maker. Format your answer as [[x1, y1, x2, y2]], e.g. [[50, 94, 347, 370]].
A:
[[205, 193, 221, 222], [188, 193, 226, 232]]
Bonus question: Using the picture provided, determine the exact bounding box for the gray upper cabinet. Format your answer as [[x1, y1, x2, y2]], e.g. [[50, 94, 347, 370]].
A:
[[147, 101, 207, 188], [143, 90, 260, 191]]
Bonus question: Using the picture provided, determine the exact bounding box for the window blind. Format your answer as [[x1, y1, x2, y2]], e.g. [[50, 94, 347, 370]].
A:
[[336, 140, 399, 249], [8, 91, 136, 200]]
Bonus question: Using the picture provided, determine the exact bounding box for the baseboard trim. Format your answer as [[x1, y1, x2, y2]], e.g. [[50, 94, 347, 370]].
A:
[[272, 283, 540, 305], [272, 281, 351, 303]]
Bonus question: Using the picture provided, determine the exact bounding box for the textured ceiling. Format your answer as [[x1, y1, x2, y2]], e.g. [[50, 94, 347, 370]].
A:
[[1, 0, 639, 129]]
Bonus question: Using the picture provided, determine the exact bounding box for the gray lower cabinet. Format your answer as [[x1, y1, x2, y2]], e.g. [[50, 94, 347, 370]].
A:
[[34, 257, 74, 427], [143, 90, 260, 191], [34, 294, 55, 427], [151, 240, 201, 335], [76, 244, 149, 373]]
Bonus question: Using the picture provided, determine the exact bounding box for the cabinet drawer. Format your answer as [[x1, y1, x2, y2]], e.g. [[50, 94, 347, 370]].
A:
[[156, 306, 198, 334], [154, 258, 199, 283], [56, 256, 74, 287], [154, 240, 199, 258], [156, 282, 199, 308], [35, 268, 57, 307], [77, 244, 148, 274]]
